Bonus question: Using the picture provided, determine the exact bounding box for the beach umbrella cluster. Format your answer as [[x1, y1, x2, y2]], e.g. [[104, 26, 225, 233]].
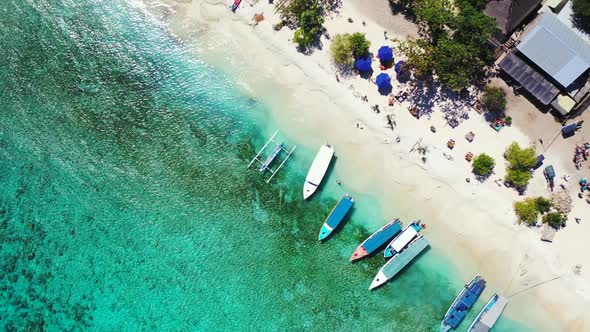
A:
[[375, 73, 391, 90], [377, 46, 394, 63], [355, 56, 372, 72]]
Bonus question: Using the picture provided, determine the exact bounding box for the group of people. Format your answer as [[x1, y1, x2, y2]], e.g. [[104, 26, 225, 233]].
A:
[[573, 142, 590, 170]]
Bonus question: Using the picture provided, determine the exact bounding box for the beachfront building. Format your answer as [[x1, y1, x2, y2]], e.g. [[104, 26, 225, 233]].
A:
[[485, 0, 543, 54], [498, 10, 590, 116]]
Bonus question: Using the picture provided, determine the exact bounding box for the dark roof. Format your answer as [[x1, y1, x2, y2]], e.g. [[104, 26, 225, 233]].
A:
[[485, 0, 542, 35], [499, 51, 560, 104]]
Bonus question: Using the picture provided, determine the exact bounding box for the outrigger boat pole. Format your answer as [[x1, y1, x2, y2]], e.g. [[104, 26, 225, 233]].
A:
[[248, 130, 296, 183]]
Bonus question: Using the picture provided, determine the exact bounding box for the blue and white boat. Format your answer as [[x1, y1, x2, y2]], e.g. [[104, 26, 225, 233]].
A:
[[467, 294, 509, 332], [259, 143, 284, 172], [318, 194, 354, 241], [383, 221, 421, 258], [440, 275, 486, 332], [369, 235, 430, 289], [350, 219, 403, 261]]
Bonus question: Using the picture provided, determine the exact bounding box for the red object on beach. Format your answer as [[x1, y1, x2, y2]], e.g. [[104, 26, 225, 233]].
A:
[[421, 223, 426, 229], [230, 0, 241, 12]]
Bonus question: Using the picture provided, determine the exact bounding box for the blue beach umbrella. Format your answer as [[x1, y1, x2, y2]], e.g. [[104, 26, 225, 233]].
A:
[[378, 46, 394, 62], [394, 60, 405, 74], [375, 73, 391, 89], [355, 56, 372, 72]]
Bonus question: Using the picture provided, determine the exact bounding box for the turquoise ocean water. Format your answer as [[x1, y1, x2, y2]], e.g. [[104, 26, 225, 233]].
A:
[[0, 0, 532, 330]]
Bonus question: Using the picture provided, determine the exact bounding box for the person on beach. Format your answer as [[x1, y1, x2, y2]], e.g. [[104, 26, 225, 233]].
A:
[[335, 74, 340, 82]]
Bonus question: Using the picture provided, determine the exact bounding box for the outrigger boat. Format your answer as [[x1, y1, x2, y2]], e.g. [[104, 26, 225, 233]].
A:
[[248, 131, 296, 183], [467, 294, 509, 332], [318, 194, 354, 241], [383, 221, 421, 258], [369, 235, 430, 289], [259, 143, 284, 172], [303, 144, 334, 200], [350, 219, 402, 262], [440, 275, 487, 332]]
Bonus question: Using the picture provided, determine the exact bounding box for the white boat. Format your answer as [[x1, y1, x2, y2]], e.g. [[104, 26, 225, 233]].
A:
[[303, 144, 334, 199], [467, 294, 509, 332]]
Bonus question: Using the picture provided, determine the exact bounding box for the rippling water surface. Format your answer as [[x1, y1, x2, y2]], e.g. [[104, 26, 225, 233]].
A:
[[0, 0, 531, 330]]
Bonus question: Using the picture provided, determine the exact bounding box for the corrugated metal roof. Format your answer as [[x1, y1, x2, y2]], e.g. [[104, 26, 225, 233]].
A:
[[517, 12, 590, 87], [499, 52, 560, 104]]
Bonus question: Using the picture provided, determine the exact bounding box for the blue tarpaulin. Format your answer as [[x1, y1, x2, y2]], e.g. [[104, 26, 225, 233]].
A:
[[355, 56, 372, 72], [378, 46, 394, 62], [375, 73, 391, 89]]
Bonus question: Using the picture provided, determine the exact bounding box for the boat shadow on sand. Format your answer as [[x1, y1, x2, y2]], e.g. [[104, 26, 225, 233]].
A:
[[369, 245, 432, 290]]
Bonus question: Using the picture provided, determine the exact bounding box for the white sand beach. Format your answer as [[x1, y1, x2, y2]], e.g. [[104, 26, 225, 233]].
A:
[[144, 0, 590, 329]]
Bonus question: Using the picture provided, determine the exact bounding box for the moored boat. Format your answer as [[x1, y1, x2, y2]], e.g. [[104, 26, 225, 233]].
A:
[[350, 219, 403, 262], [369, 235, 430, 289], [383, 221, 421, 258], [318, 194, 354, 241], [467, 294, 509, 332], [259, 143, 284, 172], [440, 275, 487, 332], [303, 144, 334, 200]]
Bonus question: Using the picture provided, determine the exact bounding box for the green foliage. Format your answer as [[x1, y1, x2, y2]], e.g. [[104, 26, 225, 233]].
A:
[[505, 169, 531, 188], [349, 32, 371, 58], [415, 0, 453, 42], [329, 33, 371, 65], [432, 37, 483, 91], [543, 212, 567, 229], [282, 0, 319, 23], [472, 153, 495, 177], [292, 9, 324, 48], [572, 0, 590, 33], [505, 142, 537, 169], [535, 197, 552, 214], [514, 198, 539, 226], [573, 0, 590, 16], [504, 142, 536, 187], [505, 116, 512, 126], [394, 38, 434, 79], [281, 0, 324, 49], [330, 34, 353, 65], [395, 0, 497, 90], [482, 86, 507, 113]]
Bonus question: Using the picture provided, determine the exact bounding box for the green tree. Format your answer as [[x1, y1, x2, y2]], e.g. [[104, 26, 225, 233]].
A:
[[504, 142, 537, 187], [330, 33, 353, 65], [572, 0, 590, 33], [505, 143, 537, 170], [349, 32, 371, 58], [432, 37, 483, 91], [292, 10, 324, 48], [415, 0, 453, 42], [482, 86, 507, 113], [514, 198, 539, 226], [472, 153, 495, 177], [506, 169, 532, 188], [535, 197, 552, 214], [543, 212, 567, 229], [394, 38, 434, 79], [282, 0, 319, 23]]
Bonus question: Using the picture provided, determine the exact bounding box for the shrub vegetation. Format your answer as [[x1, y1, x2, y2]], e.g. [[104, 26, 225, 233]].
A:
[[472, 153, 495, 177], [504, 142, 537, 188], [514, 198, 539, 226], [329, 33, 371, 65], [482, 86, 507, 113], [543, 212, 567, 229]]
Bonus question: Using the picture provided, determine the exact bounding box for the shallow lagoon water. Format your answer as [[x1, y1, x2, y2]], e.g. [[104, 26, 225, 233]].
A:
[[0, 0, 532, 330]]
